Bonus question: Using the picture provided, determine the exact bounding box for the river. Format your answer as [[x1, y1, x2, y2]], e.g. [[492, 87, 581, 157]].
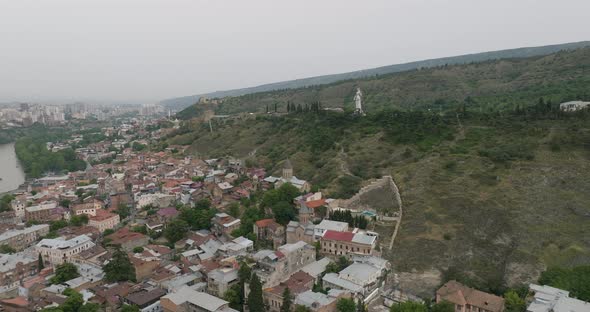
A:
[[0, 143, 26, 193]]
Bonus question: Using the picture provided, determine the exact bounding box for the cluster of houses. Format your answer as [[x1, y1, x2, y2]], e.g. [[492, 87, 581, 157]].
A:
[[0, 118, 587, 312]]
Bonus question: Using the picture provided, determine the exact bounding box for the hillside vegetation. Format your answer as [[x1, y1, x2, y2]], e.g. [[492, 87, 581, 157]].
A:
[[176, 47, 590, 120], [167, 109, 590, 294], [166, 47, 590, 295], [164, 41, 590, 111]]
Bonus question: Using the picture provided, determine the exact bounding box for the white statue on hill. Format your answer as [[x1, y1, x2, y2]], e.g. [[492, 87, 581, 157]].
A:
[[353, 88, 365, 116]]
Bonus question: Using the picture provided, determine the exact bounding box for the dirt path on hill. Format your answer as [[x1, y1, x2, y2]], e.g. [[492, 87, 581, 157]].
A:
[[388, 176, 403, 250]]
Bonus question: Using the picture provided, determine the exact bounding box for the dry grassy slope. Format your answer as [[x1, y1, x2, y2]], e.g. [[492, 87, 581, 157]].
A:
[[386, 130, 590, 295], [174, 115, 590, 294]]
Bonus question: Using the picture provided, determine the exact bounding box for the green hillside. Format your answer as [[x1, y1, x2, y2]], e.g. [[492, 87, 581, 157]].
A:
[[165, 41, 590, 111], [176, 46, 590, 120], [167, 109, 590, 294], [166, 47, 590, 295]]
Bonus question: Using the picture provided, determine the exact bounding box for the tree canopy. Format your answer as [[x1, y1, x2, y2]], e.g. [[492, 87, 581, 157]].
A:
[[103, 248, 136, 282], [164, 219, 189, 243], [539, 266, 590, 301], [336, 298, 356, 312], [50, 263, 80, 285], [247, 273, 264, 312]]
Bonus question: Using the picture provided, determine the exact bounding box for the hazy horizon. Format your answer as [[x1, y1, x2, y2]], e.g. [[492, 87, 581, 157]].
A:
[[1, 0, 590, 104]]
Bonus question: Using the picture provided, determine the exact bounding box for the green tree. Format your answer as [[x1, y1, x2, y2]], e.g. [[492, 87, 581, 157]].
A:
[[0, 194, 15, 212], [133, 246, 144, 253], [390, 301, 427, 312], [69, 214, 89, 226], [61, 288, 84, 312], [195, 199, 212, 210], [225, 284, 242, 311], [337, 256, 350, 270], [0, 244, 16, 254], [120, 305, 141, 312], [294, 305, 312, 312], [248, 273, 264, 312], [431, 301, 454, 312], [179, 206, 216, 230], [60, 199, 71, 208], [50, 263, 80, 284], [228, 202, 241, 218], [164, 219, 189, 243], [281, 287, 292, 312], [50, 219, 69, 232], [132, 142, 146, 151], [356, 298, 366, 312], [103, 248, 136, 282], [239, 262, 252, 283], [116, 203, 131, 219], [271, 201, 296, 225], [539, 266, 590, 301], [38, 253, 45, 270], [504, 291, 526, 312], [78, 303, 101, 312], [336, 298, 356, 312]]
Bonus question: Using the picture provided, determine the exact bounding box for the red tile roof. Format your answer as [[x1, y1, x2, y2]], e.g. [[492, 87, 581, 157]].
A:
[[157, 207, 179, 217], [322, 230, 354, 242], [305, 199, 326, 209], [255, 219, 275, 227], [265, 271, 314, 296], [437, 281, 505, 312], [107, 227, 147, 244], [0, 296, 28, 307], [90, 209, 119, 221]]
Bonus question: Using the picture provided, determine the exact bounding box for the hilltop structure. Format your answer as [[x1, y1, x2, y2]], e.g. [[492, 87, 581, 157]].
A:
[[353, 88, 365, 116], [264, 159, 311, 192]]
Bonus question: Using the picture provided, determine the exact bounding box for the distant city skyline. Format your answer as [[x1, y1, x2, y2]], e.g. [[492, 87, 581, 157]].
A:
[[1, 0, 589, 104]]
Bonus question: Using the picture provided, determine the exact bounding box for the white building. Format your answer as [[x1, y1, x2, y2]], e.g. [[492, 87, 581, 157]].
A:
[[137, 193, 176, 209], [36, 235, 95, 266], [10, 198, 26, 218], [0, 224, 50, 251], [560, 101, 590, 112], [160, 286, 238, 312], [527, 284, 590, 312], [322, 256, 389, 302], [314, 220, 349, 240]]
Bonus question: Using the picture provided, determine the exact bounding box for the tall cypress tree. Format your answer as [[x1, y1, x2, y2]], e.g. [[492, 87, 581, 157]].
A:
[[281, 287, 292, 312], [248, 273, 264, 312], [38, 253, 44, 271]]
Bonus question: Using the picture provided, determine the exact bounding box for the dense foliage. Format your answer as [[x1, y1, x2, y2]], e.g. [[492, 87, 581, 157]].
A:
[[247, 273, 264, 312], [281, 287, 293, 312], [260, 183, 299, 225], [539, 266, 590, 301], [39, 288, 99, 312], [390, 301, 454, 312], [0, 194, 15, 212], [164, 219, 189, 244], [179, 200, 217, 231], [329, 210, 368, 229], [103, 248, 136, 282], [0, 244, 16, 254], [15, 136, 85, 177], [336, 298, 356, 312], [50, 263, 80, 284]]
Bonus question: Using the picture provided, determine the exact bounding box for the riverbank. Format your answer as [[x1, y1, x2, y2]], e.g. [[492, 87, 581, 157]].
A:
[[0, 143, 26, 193]]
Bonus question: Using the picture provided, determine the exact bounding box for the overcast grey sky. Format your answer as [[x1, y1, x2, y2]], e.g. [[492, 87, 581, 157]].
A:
[[1, 0, 589, 104]]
